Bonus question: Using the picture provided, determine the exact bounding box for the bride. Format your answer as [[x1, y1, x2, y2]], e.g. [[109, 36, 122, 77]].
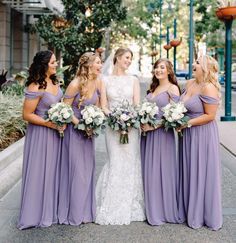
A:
[[95, 47, 146, 225]]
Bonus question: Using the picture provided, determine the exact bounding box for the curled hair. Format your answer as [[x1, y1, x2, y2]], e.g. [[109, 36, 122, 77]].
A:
[[25, 50, 58, 89], [148, 58, 180, 94], [113, 47, 133, 65], [76, 52, 100, 108], [199, 55, 221, 99]]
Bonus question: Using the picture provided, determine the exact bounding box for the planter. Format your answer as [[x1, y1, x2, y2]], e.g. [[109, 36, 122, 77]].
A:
[[163, 44, 172, 50], [216, 6, 236, 21], [150, 51, 158, 57], [170, 37, 182, 47]]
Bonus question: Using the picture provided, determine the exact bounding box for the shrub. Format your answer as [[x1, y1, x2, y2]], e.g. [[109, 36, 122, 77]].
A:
[[2, 82, 24, 96], [0, 93, 26, 151]]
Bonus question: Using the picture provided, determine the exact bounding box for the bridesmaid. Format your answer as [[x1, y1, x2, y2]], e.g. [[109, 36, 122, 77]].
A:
[[58, 52, 102, 225], [178, 55, 222, 230], [141, 58, 184, 225], [18, 50, 65, 229]]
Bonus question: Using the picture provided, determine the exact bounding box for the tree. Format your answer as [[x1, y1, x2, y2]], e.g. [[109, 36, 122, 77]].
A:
[[35, 0, 126, 82]]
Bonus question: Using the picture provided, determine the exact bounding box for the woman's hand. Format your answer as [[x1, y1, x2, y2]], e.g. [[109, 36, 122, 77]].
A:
[[85, 128, 93, 137], [57, 124, 67, 132], [176, 125, 187, 133], [141, 124, 155, 132]]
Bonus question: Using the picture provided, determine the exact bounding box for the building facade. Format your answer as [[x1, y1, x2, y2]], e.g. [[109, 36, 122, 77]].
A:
[[0, 0, 63, 77]]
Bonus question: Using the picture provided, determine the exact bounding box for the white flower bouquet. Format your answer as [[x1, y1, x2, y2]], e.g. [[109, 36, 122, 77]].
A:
[[46, 102, 74, 137], [136, 99, 160, 136], [108, 100, 140, 144], [161, 101, 189, 136], [75, 104, 106, 138]]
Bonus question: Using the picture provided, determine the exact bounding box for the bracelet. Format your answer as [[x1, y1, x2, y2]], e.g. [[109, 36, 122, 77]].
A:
[[187, 122, 192, 128]]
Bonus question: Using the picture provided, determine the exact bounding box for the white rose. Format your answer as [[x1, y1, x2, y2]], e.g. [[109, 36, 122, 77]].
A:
[[85, 117, 93, 124], [120, 114, 129, 121], [172, 112, 183, 120], [63, 111, 71, 119], [82, 111, 89, 120], [145, 106, 152, 113]]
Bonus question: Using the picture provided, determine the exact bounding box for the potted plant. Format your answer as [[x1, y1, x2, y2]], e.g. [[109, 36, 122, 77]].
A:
[[163, 44, 172, 50], [170, 37, 182, 47], [216, 1, 236, 20]]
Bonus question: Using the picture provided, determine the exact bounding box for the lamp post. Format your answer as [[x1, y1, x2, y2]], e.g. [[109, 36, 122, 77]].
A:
[[166, 26, 170, 58], [173, 19, 177, 72], [188, 0, 194, 79], [159, 0, 163, 57], [216, 6, 236, 121]]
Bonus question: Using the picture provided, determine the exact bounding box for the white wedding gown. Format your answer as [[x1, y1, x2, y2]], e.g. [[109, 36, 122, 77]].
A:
[[95, 75, 146, 225]]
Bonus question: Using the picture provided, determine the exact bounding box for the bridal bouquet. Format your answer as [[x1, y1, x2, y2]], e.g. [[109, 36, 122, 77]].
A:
[[46, 102, 74, 137], [161, 101, 189, 136], [108, 100, 140, 144], [136, 99, 160, 136], [75, 104, 106, 138]]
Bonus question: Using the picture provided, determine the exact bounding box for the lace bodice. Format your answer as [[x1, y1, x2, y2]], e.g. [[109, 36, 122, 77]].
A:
[[103, 75, 135, 109]]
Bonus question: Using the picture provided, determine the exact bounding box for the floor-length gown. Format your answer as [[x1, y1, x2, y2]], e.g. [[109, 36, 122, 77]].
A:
[[58, 90, 99, 225], [18, 88, 63, 229], [179, 91, 222, 230], [95, 75, 146, 225], [141, 91, 184, 225]]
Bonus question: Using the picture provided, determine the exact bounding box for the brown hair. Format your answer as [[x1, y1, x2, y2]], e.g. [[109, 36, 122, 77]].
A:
[[76, 52, 100, 107], [148, 58, 180, 94], [113, 47, 133, 65]]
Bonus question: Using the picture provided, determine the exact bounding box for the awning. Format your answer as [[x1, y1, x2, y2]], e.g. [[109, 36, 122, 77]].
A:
[[1, 0, 64, 15]]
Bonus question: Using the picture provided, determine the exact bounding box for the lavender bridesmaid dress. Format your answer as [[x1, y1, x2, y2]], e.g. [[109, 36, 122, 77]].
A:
[[179, 92, 222, 230], [141, 91, 184, 225], [18, 87, 63, 230], [58, 90, 99, 225]]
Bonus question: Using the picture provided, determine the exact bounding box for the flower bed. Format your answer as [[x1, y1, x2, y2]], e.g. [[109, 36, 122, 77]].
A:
[[0, 93, 26, 151]]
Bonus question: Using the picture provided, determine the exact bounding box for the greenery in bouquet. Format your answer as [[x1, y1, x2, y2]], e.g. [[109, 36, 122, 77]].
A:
[[161, 101, 189, 136], [75, 104, 106, 138], [108, 100, 140, 144], [45, 102, 74, 137]]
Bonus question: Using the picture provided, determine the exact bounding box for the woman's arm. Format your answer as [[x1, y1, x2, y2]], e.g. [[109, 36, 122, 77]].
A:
[[23, 84, 57, 129], [133, 77, 140, 106], [99, 79, 111, 115], [187, 84, 219, 127], [63, 79, 80, 125]]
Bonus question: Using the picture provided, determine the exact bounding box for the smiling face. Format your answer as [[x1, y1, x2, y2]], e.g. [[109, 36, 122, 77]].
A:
[[116, 51, 132, 70], [192, 57, 204, 80], [154, 61, 169, 80], [47, 54, 58, 77], [90, 56, 102, 76]]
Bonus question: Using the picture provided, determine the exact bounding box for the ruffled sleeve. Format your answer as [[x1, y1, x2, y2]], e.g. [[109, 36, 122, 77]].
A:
[[24, 89, 43, 99], [64, 92, 78, 99], [168, 92, 180, 103], [199, 95, 219, 105]]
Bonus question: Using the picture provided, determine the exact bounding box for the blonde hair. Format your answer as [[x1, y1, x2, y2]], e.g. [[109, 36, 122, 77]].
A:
[[76, 52, 100, 108], [199, 55, 221, 99], [113, 47, 133, 65]]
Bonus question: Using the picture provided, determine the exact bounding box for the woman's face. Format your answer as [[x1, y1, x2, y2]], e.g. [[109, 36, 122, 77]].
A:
[[154, 61, 168, 80], [90, 56, 102, 76], [47, 54, 58, 76], [192, 58, 204, 80], [116, 51, 132, 70]]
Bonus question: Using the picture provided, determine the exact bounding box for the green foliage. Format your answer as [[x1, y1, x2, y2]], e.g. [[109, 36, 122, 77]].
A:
[[35, 0, 126, 82], [194, 1, 223, 47], [2, 83, 24, 96], [0, 93, 26, 151]]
